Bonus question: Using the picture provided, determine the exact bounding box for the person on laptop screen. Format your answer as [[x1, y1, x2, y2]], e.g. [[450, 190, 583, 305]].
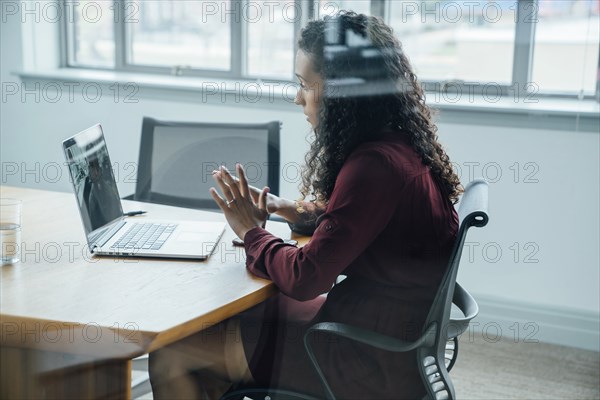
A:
[[149, 12, 461, 399], [65, 134, 122, 234], [82, 153, 121, 231]]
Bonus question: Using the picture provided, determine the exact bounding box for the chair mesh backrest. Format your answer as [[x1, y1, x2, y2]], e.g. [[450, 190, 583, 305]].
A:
[[135, 117, 280, 209]]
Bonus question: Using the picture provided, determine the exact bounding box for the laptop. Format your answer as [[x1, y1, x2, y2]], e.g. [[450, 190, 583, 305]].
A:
[[62, 124, 226, 259]]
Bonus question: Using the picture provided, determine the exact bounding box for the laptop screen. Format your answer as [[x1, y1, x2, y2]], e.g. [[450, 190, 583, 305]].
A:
[[63, 124, 123, 239]]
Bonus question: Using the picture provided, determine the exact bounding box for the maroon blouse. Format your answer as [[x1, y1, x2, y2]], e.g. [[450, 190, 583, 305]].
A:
[[240, 133, 458, 398]]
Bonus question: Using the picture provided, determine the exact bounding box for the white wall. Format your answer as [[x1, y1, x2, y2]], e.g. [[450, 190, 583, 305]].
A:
[[2, 15, 599, 349]]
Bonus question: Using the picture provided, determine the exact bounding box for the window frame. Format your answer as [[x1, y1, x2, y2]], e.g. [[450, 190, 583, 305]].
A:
[[61, 0, 600, 100], [115, 0, 241, 79]]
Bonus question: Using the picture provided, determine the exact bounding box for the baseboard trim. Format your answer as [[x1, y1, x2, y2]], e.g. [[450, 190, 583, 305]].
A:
[[465, 294, 600, 351]]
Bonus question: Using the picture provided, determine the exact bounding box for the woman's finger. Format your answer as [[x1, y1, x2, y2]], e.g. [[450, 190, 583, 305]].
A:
[[212, 171, 235, 202], [220, 166, 242, 201], [258, 186, 269, 211], [209, 187, 228, 211], [237, 163, 249, 199]]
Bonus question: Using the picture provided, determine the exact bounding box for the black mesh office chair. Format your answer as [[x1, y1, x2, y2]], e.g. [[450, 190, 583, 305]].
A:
[[222, 178, 489, 400], [133, 117, 281, 210]]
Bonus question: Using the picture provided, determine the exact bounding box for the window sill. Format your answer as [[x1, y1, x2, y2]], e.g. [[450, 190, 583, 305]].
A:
[[14, 68, 298, 105], [13, 68, 600, 132]]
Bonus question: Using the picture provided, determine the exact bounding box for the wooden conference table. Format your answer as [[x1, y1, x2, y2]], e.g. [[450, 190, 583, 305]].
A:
[[0, 186, 306, 399]]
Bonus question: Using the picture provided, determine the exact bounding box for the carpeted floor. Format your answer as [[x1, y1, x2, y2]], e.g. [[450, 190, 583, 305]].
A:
[[452, 335, 600, 399], [135, 336, 600, 399]]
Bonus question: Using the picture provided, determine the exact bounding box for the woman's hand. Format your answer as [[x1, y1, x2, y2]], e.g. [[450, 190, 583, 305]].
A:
[[230, 176, 281, 214], [210, 164, 270, 240]]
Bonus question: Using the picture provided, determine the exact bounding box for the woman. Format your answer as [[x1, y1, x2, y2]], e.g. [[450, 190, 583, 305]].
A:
[[149, 11, 461, 399]]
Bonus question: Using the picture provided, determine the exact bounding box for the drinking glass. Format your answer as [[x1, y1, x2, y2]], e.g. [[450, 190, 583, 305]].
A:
[[0, 198, 22, 264]]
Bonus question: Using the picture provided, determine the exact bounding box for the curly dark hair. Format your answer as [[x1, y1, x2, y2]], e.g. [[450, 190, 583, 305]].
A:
[[298, 11, 462, 204]]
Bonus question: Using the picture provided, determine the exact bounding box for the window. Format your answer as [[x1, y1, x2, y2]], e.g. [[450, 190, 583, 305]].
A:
[[532, 0, 599, 94], [66, 0, 298, 80], [64, 0, 600, 98], [129, 1, 232, 72], [247, 1, 297, 79], [388, 1, 517, 84], [68, 1, 115, 67]]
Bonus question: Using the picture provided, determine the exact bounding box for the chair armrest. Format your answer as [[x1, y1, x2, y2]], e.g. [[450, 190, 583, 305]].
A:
[[303, 322, 437, 400], [305, 322, 436, 353], [447, 282, 479, 339]]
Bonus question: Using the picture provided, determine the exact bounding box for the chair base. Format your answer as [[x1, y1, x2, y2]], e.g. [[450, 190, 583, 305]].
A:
[[221, 386, 320, 400]]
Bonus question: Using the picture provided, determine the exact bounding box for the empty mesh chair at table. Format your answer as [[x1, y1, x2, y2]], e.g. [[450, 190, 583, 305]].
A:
[[129, 117, 281, 398], [221, 178, 489, 400], [133, 117, 281, 210]]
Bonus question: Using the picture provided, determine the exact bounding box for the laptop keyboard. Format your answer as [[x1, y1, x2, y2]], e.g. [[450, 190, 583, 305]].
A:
[[110, 223, 178, 251]]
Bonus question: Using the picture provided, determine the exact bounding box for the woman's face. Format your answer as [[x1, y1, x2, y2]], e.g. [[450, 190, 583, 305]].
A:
[[294, 50, 323, 129]]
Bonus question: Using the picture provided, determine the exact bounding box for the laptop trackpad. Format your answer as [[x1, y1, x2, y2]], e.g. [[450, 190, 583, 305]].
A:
[[176, 231, 209, 242]]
